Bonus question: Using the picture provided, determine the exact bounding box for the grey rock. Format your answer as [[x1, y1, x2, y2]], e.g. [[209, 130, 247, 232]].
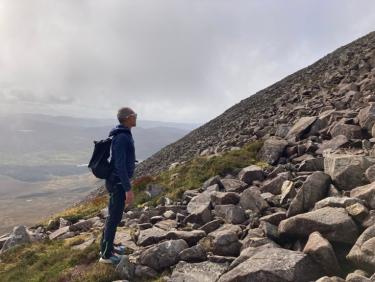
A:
[[1, 225, 31, 253], [220, 178, 248, 193], [358, 103, 375, 132], [218, 247, 322, 282], [330, 123, 363, 139], [303, 231, 342, 276], [239, 187, 269, 213], [365, 164, 375, 182], [48, 226, 70, 240], [134, 265, 158, 279], [199, 218, 224, 234], [238, 165, 265, 185], [210, 191, 240, 206], [115, 255, 135, 280], [201, 226, 242, 256], [347, 225, 375, 274], [214, 204, 247, 224], [179, 244, 207, 262], [314, 196, 365, 210], [260, 172, 290, 195], [186, 192, 213, 225], [350, 182, 375, 209], [139, 239, 189, 271], [279, 207, 359, 244], [316, 135, 348, 155], [285, 116, 318, 141], [259, 211, 286, 226], [287, 171, 331, 217], [170, 261, 228, 282], [324, 153, 375, 190], [137, 227, 168, 246], [258, 137, 288, 165]]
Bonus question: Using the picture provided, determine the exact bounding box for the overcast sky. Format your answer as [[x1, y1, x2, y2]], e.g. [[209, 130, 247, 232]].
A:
[[0, 1, 375, 123]]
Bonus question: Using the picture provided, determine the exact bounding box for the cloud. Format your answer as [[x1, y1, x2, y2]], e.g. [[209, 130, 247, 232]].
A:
[[0, 0, 375, 122]]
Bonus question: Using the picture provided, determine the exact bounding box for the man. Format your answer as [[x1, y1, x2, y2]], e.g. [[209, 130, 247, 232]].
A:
[[99, 107, 137, 264]]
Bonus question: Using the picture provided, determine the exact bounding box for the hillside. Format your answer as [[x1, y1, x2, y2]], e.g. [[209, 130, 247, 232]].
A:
[[1, 31, 375, 282], [134, 31, 375, 179]]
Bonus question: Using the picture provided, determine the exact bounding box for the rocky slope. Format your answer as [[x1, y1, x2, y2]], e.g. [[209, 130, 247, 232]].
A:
[[134, 30, 375, 179], [1, 31, 375, 281]]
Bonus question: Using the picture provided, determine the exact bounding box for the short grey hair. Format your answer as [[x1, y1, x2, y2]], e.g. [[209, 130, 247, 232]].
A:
[[117, 107, 134, 123]]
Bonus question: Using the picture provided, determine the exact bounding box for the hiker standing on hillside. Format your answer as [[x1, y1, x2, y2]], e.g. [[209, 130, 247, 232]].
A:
[[99, 107, 137, 265]]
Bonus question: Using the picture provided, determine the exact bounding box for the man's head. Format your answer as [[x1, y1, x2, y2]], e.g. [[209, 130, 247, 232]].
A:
[[117, 107, 137, 128]]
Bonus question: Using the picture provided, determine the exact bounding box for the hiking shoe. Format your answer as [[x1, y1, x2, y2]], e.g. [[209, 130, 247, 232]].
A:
[[98, 253, 122, 265], [113, 245, 126, 255], [99, 245, 126, 257]]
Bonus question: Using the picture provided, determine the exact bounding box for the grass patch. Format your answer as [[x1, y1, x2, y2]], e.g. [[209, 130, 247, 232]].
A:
[[136, 140, 267, 206], [40, 194, 109, 228], [0, 237, 121, 282]]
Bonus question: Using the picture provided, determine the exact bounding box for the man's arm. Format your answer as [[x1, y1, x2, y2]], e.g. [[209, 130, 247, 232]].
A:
[[112, 134, 131, 192]]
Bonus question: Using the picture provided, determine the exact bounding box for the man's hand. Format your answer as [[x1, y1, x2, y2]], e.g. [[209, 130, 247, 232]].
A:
[[125, 190, 134, 206]]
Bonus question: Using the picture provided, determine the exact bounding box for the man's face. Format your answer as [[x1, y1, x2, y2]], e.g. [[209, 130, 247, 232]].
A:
[[127, 112, 137, 127]]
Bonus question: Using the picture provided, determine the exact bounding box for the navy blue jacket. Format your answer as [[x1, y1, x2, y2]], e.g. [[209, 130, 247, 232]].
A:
[[108, 124, 136, 192]]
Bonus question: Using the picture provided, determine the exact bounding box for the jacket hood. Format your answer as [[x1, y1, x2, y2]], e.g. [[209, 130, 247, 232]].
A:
[[108, 124, 131, 137]]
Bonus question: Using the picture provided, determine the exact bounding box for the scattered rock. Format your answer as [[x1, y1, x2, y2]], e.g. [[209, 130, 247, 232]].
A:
[[239, 187, 269, 213], [303, 231, 342, 276], [1, 225, 31, 253], [287, 171, 331, 217], [258, 137, 288, 165], [279, 207, 359, 244], [347, 225, 375, 274], [214, 204, 247, 224], [218, 247, 322, 282], [350, 182, 375, 209], [139, 239, 189, 271], [238, 165, 265, 185], [170, 261, 229, 282]]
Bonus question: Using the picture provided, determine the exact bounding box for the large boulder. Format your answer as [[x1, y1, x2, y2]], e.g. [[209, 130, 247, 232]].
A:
[[214, 204, 247, 224], [1, 225, 31, 253], [330, 123, 363, 139], [210, 191, 240, 206], [137, 227, 169, 246], [324, 153, 375, 190], [238, 165, 265, 185], [350, 182, 375, 209], [217, 247, 322, 282], [314, 196, 364, 210], [139, 239, 188, 271], [285, 116, 317, 141], [258, 137, 288, 165], [316, 135, 348, 155], [200, 225, 242, 256], [186, 192, 213, 225], [170, 261, 229, 282], [221, 178, 248, 193], [279, 207, 359, 244], [287, 171, 331, 217], [239, 187, 269, 213], [346, 225, 375, 274], [303, 231, 342, 276], [260, 172, 290, 195]]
